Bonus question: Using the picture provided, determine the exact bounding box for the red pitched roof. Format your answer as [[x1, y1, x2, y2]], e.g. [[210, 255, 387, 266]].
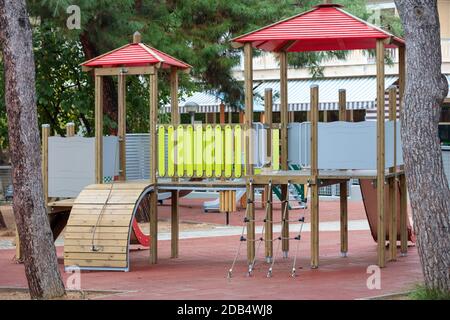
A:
[[232, 4, 404, 52], [82, 43, 191, 70]]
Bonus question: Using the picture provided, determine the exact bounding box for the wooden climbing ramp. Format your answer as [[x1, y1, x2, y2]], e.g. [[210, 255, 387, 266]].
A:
[[64, 182, 154, 271]]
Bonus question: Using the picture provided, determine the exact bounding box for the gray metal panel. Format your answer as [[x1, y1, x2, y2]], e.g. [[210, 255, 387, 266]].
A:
[[126, 134, 150, 180], [288, 121, 403, 170], [48, 136, 118, 198]]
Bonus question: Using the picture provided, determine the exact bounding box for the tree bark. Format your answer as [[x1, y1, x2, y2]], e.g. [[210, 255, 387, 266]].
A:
[[395, 0, 450, 293], [0, 0, 66, 299], [80, 31, 118, 134]]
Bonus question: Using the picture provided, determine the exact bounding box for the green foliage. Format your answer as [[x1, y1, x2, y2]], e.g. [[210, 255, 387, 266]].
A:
[[33, 21, 94, 136], [409, 284, 450, 300]]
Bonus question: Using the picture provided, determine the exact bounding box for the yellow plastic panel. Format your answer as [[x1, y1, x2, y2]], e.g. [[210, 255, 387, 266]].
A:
[[214, 125, 223, 178], [233, 125, 242, 178], [204, 125, 214, 178], [224, 125, 233, 178], [157, 126, 166, 176], [167, 126, 175, 177], [272, 129, 280, 171], [194, 125, 203, 177], [184, 125, 194, 177], [177, 125, 184, 177]]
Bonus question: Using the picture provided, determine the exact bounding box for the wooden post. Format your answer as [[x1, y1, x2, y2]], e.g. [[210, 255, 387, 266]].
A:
[[264, 89, 273, 261], [388, 85, 398, 261], [279, 51, 289, 256], [244, 43, 255, 265], [339, 89, 347, 121], [338, 89, 348, 257], [376, 39, 386, 268], [398, 46, 406, 113], [310, 85, 319, 268], [170, 67, 179, 259], [400, 173, 408, 255], [118, 73, 127, 181], [398, 44, 408, 256], [220, 103, 226, 124], [42, 124, 50, 207], [149, 70, 159, 264], [66, 122, 75, 137], [95, 75, 104, 184]]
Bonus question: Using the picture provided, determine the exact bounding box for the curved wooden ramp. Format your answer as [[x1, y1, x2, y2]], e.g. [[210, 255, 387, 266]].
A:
[[64, 182, 154, 271]]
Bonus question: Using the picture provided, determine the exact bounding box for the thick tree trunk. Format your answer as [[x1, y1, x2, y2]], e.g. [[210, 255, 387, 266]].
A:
[[80, 31, 118, 134], [0, 0, 66, 299], [395, 0, 450, 293]]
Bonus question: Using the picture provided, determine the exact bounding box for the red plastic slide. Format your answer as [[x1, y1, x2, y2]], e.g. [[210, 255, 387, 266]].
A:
[[360, 180, 415, 242]]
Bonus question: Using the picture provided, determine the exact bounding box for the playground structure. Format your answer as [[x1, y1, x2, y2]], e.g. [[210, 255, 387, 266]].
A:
[[24, 2, 416, 272]]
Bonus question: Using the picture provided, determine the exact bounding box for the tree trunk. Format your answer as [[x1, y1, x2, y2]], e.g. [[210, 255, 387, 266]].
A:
[[0, 0, 66, 299], [80, 31, 118, 134], [395, 0, 450, 293]]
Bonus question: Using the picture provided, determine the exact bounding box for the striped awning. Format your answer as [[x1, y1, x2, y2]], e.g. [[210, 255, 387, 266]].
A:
[[254, 76, 399, 111], [163, 76, 399, 113], [162, 91, 240, 114]]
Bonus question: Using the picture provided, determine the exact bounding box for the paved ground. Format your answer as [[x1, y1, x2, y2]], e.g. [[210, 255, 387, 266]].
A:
[[0, 199, 422, 300]]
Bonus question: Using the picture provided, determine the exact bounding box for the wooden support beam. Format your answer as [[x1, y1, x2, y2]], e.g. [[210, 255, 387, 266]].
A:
[[149, 192, 158, 264], [279, 51, 288, 171], [118, 73, 127, 181], [265, 182, 273, 262], [220, 103, 226, 124], [400, 174, 408, 256], [264, 89, 273, 252], [244, 43, 255, 265], [310, 85, 319, 268], [149, 71, 158, 264], [339, 89, 347, 121], [279, 51, 290, 256], [388, 85, 398, 261], [170, 67, 179, 259], [95, 76, 104, 184], [338, 92, 348, 256], [94, 66, 155, 77], [66, 122, 75, 137], [42, 124, 50, 207], [398, 46, 406, 114], [376, 39, 386, 268]]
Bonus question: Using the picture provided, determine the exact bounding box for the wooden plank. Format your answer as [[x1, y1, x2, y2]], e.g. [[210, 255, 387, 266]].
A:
[[171, 190, 179, 258], [65, 226, 129, 234], [70, 208, 135, 216], [244, 42, 254, 177], [400, 174, 408, 255], [64, 239, 128, 247], [94, 66, 155, 76], [388, 85, 397, 261], [149, 71, 158, 184], [376, 38, 386, 268], [64, 259, 127, 268], [310, 85, 319, 268], [64, 245, 127, 254], [64, 233, 129, 240], [64, 252, 127, 261], [281, 184, 289, 254], [95, 75, 103, 184], [84, 183, 151, 190], [118, 73, 127, 181], [150, 192, 158, 264], [279, 51, 288, 171], [246, 182, 255, 265], [339, 89, 346, 122], [41, 124, 50, 207], [265, 183, 273, 261], [340, 182, 348, 256]]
